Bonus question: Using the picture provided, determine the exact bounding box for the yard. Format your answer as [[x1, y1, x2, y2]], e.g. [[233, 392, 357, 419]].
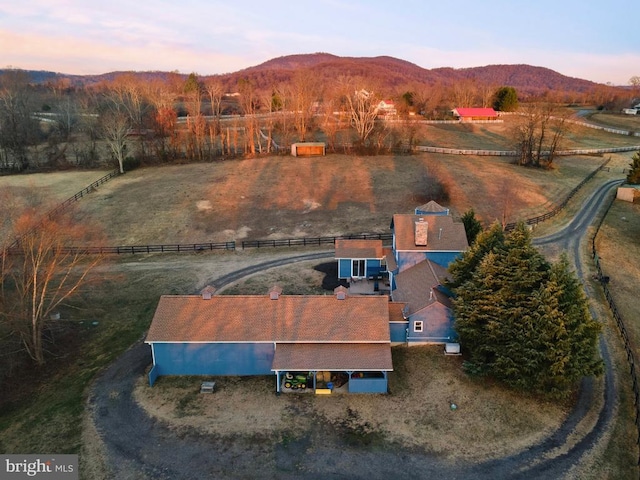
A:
[[134, 345, 567, 462]]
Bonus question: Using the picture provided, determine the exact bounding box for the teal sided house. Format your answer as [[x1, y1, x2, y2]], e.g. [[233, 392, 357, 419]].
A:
[[335, 239, 388, 281], [391, 261, 456, 344], [145, 286, 393, 393], [337, 202, 468, 345]]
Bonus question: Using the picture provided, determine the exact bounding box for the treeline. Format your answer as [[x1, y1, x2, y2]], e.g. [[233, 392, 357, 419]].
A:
[[0, 63, 637, 173]]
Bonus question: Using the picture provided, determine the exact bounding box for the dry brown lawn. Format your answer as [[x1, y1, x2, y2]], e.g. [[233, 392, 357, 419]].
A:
[[67, 153, 606, 246], [0, 169, 110, 241], [596, 200, 640, 360], [588, 113, 640, 132], [134, 345, 567, 462]]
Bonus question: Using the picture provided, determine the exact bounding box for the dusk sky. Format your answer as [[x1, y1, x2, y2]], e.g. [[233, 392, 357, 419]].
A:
[[1, 0, 638, 85]]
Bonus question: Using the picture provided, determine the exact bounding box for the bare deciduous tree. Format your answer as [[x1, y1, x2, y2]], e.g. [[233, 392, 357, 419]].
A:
[[238, 78, 260, 154], [290, 70, 321, 142], [0, 70, 41, 170], [512, 103, 571, 168], [340, 78, 380, 147], [101, 108, 129, 173], [1, 211, 103, 365]]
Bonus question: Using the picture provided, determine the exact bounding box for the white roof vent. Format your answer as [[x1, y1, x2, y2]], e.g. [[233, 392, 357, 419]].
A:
[[334, 285, 348, 300], [268, 285, 283, 300], [200, 285, 216, 300]]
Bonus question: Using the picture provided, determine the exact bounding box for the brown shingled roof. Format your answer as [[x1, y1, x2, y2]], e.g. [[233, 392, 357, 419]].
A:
[[146, 295, 390, 343], [388, 302, 407, 322], [272, 343, 393, 371], [392, 214, 468, 252], [392, 261, 452, 316], [335, 239, 384, 259]]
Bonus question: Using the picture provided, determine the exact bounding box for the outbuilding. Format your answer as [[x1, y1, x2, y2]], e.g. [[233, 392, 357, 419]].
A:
[[291, 142, 326, 157]]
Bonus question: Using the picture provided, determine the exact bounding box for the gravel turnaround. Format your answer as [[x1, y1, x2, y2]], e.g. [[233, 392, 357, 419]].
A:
[[89, 178, 622, 479]]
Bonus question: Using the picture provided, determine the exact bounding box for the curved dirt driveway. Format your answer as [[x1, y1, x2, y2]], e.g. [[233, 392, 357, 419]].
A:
[[88, 178, 622, 479]]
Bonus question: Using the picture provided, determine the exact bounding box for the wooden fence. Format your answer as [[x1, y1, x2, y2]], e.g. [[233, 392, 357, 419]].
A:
[[504, 157, 611, 231], [414, 145, 640, 157], [7, 242, 236, 255], [591, 188, 640, 465], [241, 233, 393, 249], [9, 169, 121, 248]]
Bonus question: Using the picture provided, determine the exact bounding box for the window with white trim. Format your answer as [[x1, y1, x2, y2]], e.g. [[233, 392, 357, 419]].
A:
[[414, 321, 423, 333], [352, 259, 366, 277]]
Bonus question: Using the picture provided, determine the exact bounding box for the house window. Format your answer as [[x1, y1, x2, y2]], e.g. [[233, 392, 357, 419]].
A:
[[352, 260, 366, 277], [414, 321, 423, 333]]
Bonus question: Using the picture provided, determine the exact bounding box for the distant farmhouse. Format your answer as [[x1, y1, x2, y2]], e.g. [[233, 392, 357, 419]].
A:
[[145, 202, 468, 394]]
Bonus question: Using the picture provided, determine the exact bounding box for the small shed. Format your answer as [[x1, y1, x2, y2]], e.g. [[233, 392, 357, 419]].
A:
[[291, 142, 326, 157], [617, 185, 640, 202]]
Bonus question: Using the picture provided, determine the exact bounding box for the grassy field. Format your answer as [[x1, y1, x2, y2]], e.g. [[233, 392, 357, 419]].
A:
[[64, 153, 607, 246], [0, 119, 638, 477], [586, 112, 640, 132]]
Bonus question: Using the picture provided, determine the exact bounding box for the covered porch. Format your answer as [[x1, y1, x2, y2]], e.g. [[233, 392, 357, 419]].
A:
[[272, 343, 392, 394]]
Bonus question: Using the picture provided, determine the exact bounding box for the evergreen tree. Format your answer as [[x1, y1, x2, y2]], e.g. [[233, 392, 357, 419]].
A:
[[627, 151, 640, 184], [452, 225, 602, 398], [461, 208, 483, 245], [447, 222, 505, 289], [493, 86, 519, 112]]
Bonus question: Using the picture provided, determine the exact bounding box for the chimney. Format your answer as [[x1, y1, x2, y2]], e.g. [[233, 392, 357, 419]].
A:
[[438, 227, 443, 240], [334, 285, 348, 300], [414, 218, 428, 246], [268, 285, 283, 300], [200, 285, 216, 300], [429, 289, 434, 301]]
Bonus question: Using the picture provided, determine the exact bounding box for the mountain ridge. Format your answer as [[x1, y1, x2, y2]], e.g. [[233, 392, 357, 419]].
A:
[[2, 53, 602, 96]]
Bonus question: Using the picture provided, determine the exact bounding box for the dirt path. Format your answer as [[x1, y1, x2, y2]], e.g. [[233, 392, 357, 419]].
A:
[[87, 178, 622, 479]]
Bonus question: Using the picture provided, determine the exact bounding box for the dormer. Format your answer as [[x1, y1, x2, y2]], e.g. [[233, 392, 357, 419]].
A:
[[414, 218, 428, 246]]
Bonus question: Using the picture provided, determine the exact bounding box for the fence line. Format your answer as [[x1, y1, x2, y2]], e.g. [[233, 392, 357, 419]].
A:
[[591, 188, 640, 465], [414, 145, 640, 157], [8, 157, 608, 255], [241, 232, 393, 249], [504, 157, 612, 231], [8, 169, 121, 249], [6, 241, 236, 255]]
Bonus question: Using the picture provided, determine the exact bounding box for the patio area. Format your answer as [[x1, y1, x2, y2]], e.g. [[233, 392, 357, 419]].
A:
[[347, 277, 391, 296]]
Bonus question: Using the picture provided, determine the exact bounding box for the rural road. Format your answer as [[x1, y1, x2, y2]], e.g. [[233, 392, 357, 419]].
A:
[[88, 177, 624, 479]]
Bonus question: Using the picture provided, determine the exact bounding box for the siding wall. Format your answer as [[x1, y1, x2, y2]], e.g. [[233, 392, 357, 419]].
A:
[[406, 304, 457, 344], [337, 258, 383, 279], [389, 321, 409, 343], [338, 259, 351, 278], [151, 342, 275, 378], [349, 375, 388, 393]]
